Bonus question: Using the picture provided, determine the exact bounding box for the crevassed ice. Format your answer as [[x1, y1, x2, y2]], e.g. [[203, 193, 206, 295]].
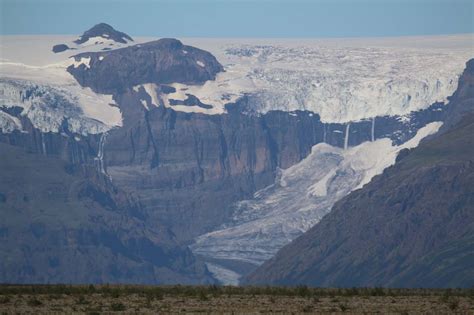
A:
[[178, 36, 472, 122], [0, 35, 470, 132], [0, 79, 114, 135], [0, 111, 22, 133]]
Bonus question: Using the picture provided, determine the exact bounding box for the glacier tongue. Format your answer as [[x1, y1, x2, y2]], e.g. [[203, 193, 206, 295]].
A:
[[192, 122, 443, 280], [0, 79, 113, 135]]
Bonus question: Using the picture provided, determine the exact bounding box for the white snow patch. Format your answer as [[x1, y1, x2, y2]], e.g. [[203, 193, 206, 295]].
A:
[[99, 56, 105, 61], [142, 83, 160, 107], [72, 57, 91, 69], [196, 60, 205, 67], [140, 99, 149, 110], [80, 36, 116, 47], [138, 82, 226, 115]]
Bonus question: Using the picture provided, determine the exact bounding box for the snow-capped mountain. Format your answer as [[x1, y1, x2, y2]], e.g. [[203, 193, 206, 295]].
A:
[[52, 23, 134, 53], [0, 24, 472, 285], [74, 23, 133, 45]]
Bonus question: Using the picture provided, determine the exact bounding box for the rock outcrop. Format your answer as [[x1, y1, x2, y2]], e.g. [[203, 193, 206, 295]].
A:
[[74, 23, 133, 45], [67, 38, 224, 94], [52, 44, 70, 53]]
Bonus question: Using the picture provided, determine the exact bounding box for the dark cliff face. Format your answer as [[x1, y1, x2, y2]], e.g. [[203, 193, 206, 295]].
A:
[[0, 142, 215, 284], [67, 38, 224, 94], [74, 22, 133, 44], [244, 61, 474, 288], [0, 86, 449, 244], [104, 94, 325, 240], [99, 88, 446, 241], [0, 111, 99, 166], [440, 58, 474, 131]]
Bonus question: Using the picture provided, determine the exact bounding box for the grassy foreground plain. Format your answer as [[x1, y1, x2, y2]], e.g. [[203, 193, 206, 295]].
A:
[[0, 285, 473, 314]]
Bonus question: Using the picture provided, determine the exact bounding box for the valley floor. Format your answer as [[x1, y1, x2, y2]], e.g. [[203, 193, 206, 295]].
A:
[[0, 285, 473, 314]]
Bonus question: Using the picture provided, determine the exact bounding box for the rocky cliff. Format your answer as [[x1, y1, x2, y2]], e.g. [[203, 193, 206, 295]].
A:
[[0, 142, 214, 284], [68, 38, 224, 94], [100, 90, 447, 241]]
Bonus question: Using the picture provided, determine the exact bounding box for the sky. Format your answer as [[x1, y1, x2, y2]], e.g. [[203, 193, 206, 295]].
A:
[[1, 0, 473, 38]]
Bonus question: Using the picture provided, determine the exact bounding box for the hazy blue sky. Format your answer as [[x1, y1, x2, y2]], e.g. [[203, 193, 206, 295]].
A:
[[1, 0, 473, 38]]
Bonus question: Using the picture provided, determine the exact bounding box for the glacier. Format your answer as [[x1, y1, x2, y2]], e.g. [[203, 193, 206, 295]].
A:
[[1, 35, 471, 131], [181, 35, 472, 122], [192, 122, 443, 282], [0, 79, 115, 135]]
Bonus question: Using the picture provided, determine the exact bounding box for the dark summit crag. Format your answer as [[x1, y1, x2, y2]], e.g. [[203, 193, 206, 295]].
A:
[[74, 22, 133, 45]]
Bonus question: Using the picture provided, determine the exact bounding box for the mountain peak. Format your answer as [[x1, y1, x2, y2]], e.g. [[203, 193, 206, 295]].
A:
[[74, 23, 133, 45]]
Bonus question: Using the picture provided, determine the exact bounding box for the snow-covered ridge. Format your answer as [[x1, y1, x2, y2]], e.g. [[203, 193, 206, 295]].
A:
[[192, 121, 443, 283]]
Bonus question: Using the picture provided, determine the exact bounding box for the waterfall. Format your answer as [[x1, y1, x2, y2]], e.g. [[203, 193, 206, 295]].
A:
[[96, 132, 108, 175], [41, 133, 46, 155], [323, 124, 327, 143], [371, 117, 375, 142], [344, 123, 350, 150]]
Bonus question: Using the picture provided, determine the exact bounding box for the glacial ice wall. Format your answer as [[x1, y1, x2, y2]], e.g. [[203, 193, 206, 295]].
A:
[[178, 39, 472, 122], [0, 79, 110, 135]]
